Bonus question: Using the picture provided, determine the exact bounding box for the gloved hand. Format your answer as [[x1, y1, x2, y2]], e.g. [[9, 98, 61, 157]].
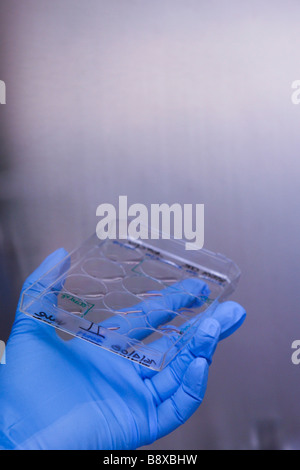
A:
[[0, 248, 246, 450]]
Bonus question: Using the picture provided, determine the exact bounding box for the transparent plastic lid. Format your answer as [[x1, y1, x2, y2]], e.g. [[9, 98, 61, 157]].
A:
[[20, 226, 240, 371]]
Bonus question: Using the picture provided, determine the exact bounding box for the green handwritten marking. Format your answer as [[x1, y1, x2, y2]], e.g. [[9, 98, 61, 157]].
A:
[[131, 260, 144, 274], [59, 293, 94, 316], [199, 295, 214, 305], [81, 303, 95, 316]]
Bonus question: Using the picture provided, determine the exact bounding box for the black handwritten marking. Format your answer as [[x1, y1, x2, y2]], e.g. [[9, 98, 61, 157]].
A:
[[126, 239, 161, 257], [183, 263, 200, 273], [201, 271, 226, 285], [79, 321, 105, 339], [111, 344, 156, 367], [113, 239, 139, 251], [34, 311, 56, 322]]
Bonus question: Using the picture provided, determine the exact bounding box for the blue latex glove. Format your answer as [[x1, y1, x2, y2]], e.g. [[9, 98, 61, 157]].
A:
[[0, 248, 246, 450]]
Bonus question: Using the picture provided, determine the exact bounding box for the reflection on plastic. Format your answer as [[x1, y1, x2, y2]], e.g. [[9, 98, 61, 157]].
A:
[[0, 340, 6, 364]]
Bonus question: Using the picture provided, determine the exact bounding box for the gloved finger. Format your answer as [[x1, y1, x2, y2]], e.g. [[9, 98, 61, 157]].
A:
[[206, 300, 246, 340], [139, 300, 245, 380], [23, 248, 68, 290], [156, 357, 209, 439], [99, 278, 210, 340], [21, 248, 70, 292], [17, 248, 70, 322], [145, 317, 220, 404]]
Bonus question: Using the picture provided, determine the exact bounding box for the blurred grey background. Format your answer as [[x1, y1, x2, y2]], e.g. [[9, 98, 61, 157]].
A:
[[0, 0, 300, 450]]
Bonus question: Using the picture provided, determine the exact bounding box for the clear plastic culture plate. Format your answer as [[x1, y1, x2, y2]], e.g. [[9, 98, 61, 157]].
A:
[[20, 230, 240, 371]]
